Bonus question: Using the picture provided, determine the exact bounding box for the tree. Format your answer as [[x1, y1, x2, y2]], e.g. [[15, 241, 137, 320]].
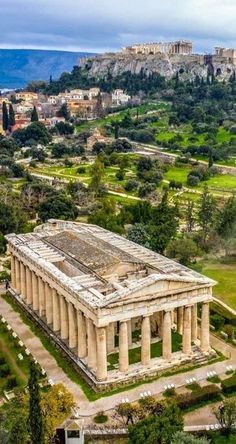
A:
[[217, 195, 236, 240], [38, 193, 79, 222], [0, 202, 27, 234], [28, 361, 44, 444], [167, 237, 201, 265], [13, 122, 51, 146], [185, 200, 195, 232], [8, 416, 29, 444], [31, 106, 39, 122], [89, 158, 105, 196], [128, 402, 183, 444], [88, 199, 124, 234], [215, 399, 236, 435], [198, 186, 216, 245], [2, 101, 9, 132], [171, 431, 209, 444], [57, 103, 70, 121], [41, 384, 74, 442], [8, 103, 15, 128]]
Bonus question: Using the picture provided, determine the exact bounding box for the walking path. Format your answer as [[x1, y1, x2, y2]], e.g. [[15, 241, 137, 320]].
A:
[[0, 289, 236, 418]]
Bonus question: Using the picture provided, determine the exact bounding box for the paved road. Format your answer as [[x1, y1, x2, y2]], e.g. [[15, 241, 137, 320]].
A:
[[0, 290, 235, 418]]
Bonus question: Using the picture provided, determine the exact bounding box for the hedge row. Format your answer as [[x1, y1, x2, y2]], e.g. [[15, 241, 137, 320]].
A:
[[221, 373, 236, 394], [176, 384, 221, 410]]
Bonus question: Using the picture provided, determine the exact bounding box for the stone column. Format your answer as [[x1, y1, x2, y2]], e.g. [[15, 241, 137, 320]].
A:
[[77, 310, 87, 358], [68, 302, 77, 349], [87, 318, 97, 370], [52, 289, 60, 332], [183, 306, 192, 355], [20, 262, 26, 300], [106, 322, 115, 353], [191, 304, 198, 342], [96, 327, 107, 381], [60, 296, 69, 340], [141, 316, 151, 366], [15, 258, 21, 294], [128, 320, 132, 347], [157, 311, 163, 338], [38, 278, 46, 317], [26, 267, 32, 305], [45, 283, 53, 325], [11, 255, 16, 289], [32, 272, 39, 311], [119, 321, 129, 372], [201, 302, 210, 353], [162, 311, 172, 361], [177, 307, 184, 335]]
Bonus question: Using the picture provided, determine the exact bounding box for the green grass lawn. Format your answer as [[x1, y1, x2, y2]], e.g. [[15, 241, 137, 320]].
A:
[[108, 332, 182, 369], [0, 319, 33, 394], [193, 259, 236, 310]]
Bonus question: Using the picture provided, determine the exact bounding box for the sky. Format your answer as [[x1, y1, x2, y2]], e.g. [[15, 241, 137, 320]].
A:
[[1, 0, 236, 53]]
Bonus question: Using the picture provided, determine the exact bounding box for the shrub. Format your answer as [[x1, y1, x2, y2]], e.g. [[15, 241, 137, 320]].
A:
[[0, 356, 6, 365], [124, 180, 139, 192], [0, 364, 11, 377], [77, 166, 86, 174], [221, 373, 236, 394], [210, 313, 225, 331], [176, 384, 221, 410], [5, 376, 18, 390], [164, 387, 176, 397], [94, 411, 108, 424], [187, 175, 200, 186]]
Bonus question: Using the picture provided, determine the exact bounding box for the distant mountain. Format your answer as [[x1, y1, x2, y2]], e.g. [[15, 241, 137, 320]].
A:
[[0, 49, 95, 89]]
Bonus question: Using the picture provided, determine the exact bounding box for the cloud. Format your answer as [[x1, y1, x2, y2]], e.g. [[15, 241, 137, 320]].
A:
[[1, 0, 236, 52]]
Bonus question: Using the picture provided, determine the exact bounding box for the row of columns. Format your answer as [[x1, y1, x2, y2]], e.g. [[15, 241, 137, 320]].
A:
[[11, 255, 211, 382]]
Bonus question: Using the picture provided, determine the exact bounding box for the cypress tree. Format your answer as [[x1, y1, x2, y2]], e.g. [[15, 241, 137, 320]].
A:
[[28, 361, 44, 444], [2, 101, 9, 131], [31, 106, 39, 122], [8, 103, 15, 128]]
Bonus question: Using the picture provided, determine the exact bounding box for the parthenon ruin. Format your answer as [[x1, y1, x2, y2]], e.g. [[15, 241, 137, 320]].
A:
[[7, 220, 215, 390], [123, 40, 193, 56]]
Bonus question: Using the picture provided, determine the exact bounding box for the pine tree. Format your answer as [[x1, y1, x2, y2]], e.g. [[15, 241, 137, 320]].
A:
[[198, 186, 216, 244], [186, 199, 195, 232], [2, 101, 9, 131], [57, 103, 70, 121], [28, 361, 44, 444], [31, 106, 39, 122], [208, 148, 214, 168], [8, 103, 15, 128]]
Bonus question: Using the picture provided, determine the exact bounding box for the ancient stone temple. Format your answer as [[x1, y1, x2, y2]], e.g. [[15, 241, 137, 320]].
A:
[[6, 220, 215, 390]]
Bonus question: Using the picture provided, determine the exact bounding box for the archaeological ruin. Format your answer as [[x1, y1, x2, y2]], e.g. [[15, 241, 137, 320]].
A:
[[7, 220, 216, 390]]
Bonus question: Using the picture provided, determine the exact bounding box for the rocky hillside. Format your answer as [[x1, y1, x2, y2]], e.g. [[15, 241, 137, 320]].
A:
[[80, 52, 235, 81], [0, 49, 95, 89]]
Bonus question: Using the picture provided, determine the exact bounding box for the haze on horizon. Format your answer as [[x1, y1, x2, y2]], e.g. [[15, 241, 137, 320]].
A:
[[1, 0, 236, 54]]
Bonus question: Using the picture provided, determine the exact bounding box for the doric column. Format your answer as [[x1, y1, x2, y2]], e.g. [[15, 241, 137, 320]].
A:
[[32, 272, 39, 311], [162, 311, 172, 361], [106, 322, 115, 353], [87, 318, 97, 370], [20, 262, 26, 299], [119, 321, 129, 372], [26, 267, 32, 305], [177, 307, 184, 335], [183, 306, 192, 355], [128, 320, 132, 347], [45, 283, 53, 325], [39, 278, 46, 317], [52, 289, 60, 332], [96, 327, 107, 381], [68, 302, 77, 349], [11, 255, 16, 289], [141, 316, 151, 366], [201, 302, 210, 353], [157, 311, 163, 338], [60, 296, 69, 340], [191, 304, 198, 342], [15, 258, 21, 294], [77, 310, 87, 358]]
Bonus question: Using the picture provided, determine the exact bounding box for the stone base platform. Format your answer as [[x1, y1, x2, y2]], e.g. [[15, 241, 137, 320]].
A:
[[9, 290, 216, 392]]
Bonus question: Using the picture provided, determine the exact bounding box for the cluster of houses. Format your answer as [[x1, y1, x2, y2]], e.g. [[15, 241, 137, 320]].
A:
[[0, 87, 131, 134]]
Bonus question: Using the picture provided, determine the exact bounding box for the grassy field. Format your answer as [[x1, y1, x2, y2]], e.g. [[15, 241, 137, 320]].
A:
[[0, 318, 33, 394], [193, 259, 236, 310]]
